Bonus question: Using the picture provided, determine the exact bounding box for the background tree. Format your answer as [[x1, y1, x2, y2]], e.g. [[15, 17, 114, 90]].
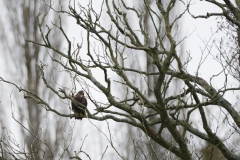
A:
[[0, 0, 70, 159], [1, 0, 240, 159]]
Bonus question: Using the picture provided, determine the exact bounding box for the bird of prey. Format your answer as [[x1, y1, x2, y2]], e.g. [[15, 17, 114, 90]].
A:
[[71, 90, 87, 120]]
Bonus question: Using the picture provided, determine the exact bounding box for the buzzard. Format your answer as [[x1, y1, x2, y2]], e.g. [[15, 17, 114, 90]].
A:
[[71, 90, 87, 120]]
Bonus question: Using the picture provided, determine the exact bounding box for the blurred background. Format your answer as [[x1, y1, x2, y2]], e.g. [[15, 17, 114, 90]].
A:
[[0, 0, 236, 159]]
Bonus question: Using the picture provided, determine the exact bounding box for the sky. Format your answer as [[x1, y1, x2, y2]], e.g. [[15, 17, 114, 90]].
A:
[[185, 0, 238, 103]]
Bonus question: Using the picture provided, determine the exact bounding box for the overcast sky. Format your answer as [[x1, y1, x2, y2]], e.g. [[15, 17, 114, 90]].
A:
[[0, 0, 238, 159]]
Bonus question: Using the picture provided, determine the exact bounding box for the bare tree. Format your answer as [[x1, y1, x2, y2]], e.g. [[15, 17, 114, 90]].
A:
[[1, 0, 240, 159], [120, 1, 186, 159]]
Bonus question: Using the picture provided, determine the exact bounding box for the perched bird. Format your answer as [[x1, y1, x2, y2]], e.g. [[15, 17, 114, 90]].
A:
[[71, 90, 87, 120]]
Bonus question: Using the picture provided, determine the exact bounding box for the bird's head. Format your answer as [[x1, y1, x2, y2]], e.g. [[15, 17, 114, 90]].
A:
[[78, 90, 84, 95]]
